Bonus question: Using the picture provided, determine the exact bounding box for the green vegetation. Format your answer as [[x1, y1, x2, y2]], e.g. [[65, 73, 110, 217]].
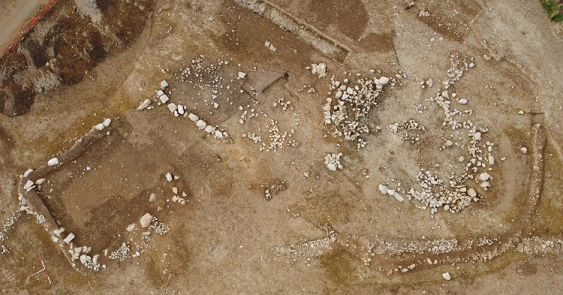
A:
[[540, 0, 563, 22]]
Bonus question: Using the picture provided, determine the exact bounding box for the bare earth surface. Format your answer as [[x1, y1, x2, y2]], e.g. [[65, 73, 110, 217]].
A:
[[1, 0, 563, 294]]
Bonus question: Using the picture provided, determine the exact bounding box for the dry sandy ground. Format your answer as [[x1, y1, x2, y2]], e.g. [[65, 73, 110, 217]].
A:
[[1, 0, 563, 294]]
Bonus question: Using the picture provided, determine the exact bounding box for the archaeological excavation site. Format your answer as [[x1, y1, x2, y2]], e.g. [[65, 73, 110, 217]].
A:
[[1, 0, 563, 293]]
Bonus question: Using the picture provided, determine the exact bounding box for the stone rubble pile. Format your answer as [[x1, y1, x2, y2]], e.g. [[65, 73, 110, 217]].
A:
[[108, 243, 130, 262], [389, 119, 426, 144], [308, 63, 327, 78], [323, 72, 392, 147], [325, 153, 343, 171], [406, 55, 496, 214]]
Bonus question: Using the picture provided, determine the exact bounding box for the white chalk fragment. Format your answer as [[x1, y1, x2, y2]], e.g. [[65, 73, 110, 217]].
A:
[[479, 172, 491, 181], [140, 213, 153, 228], [94, 123, 105, 131], [166, 173, 173, 182], [160, 80, 169, 89], [54, 227, 65, 237], [64, 233, 75, 244], [204, 125, 215, 133], [103, 118, 111, 127], [520, 147, 527, 154], [214, 130, 223, 139], [23, 169, 33, 177], [488, 155, 495, 165], [178, 105, 184, 115], [459, 98, 468, 104], [327, 163, 337, 171], [378, 184, 389, 194], [442, 272, 451, 280], [467, 188, 477, 198], [23, 180, 35, 190], [188, 113, 199, 122], [149, 193, 156, 202], [156, 90, 164, 97], [393, 192, 404, 202], [311, 63, 327, 78], [238, 72, 246, 79], [167, 103, 177, 113], [138, 99, 151, 110], [159, 94, 169, 104], [196, 120, 207, 129], [378, 76, 390, 85], [48, 158, 59, 166], [80, 254, 91, 264], [126, 223, 136, 231]]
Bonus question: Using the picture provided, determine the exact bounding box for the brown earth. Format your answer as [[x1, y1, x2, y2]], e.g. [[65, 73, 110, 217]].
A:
[[1, 0, 563, 294]]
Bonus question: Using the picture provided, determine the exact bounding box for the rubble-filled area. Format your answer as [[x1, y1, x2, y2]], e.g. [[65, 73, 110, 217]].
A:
[[1, 0, 563, 294]]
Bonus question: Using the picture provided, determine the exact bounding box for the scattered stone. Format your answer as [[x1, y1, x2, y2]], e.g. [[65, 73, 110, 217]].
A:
[[159, 94, 170, 104], [94, 123, 105, 131], [166, 173, 173, 182], [47, 158, 59, 166], [488, 155, 495, 165], [140, 213, 153, 228], [109, 243, 130, 261], [378, 184, 389, 194], [196, 120, 207, 129], [204, 125, 215, 133], [126, 223, 136, 231], [520, 147, 528, 154], [167, 103, 177, 113], [63, 233, 75, 244], [138, 99, 151, 110], [479, 172, 491, 181], [103, 118, 111, 127], [325, 153, 343, 171], [23, 169, 33, 177], [160, 80, 169, 89], [238, 72, 246, 79], [54, 227, 65, 237], [442, 272, 451, 280], [188, 113, 199, 122], [393, 192, 404, 202], [80, 254, 91, 264], [23, 180, 34, 191], [311, 63, 327, 78]]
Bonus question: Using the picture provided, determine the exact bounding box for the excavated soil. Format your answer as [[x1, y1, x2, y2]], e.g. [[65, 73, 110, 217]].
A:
[[1, 0, 563, 294]]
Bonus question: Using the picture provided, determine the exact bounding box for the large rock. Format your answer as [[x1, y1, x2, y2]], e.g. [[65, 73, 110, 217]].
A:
[[140, 213, 153, 228]]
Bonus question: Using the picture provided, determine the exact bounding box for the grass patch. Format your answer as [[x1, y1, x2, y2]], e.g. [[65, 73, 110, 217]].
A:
[[540, 0, 563, 22]]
